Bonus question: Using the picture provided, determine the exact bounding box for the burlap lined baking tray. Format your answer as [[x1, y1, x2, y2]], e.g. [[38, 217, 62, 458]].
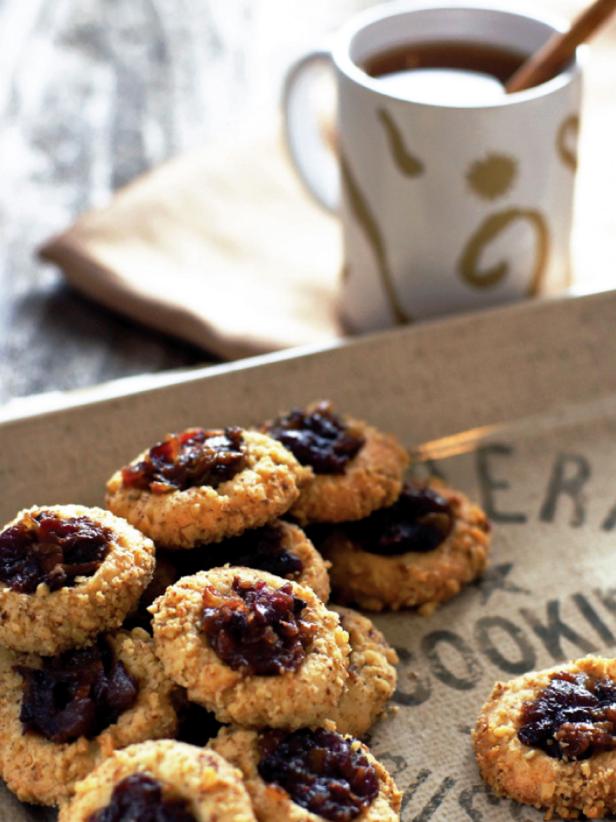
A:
[[2, 290, 616, 820]]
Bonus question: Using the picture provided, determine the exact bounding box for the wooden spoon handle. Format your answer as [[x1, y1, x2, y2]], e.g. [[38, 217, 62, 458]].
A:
[[506, 0, 616, 93]]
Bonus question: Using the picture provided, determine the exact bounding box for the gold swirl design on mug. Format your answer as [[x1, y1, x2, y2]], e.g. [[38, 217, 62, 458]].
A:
[[556, 114, 580, 171], [458, 208, 550, 295], [377, 108, 424, 177], [340, 152, 411, 324], [466, 154, 517, 200]]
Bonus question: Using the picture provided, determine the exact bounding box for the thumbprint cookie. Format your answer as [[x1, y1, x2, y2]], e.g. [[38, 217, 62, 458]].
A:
[[160, 520, 331, 602], [58, 740, 256, 822], [210, 725, 402, 821], [322, 480, 490, 613], [261, 401, 409, 523], [106, 427, 310, 547], [0, 505, 155, 654], [150, 567, 349, 728], [329, 606, 398, 738], [474, 655, 616, 820], [0, 628, 177, 806]]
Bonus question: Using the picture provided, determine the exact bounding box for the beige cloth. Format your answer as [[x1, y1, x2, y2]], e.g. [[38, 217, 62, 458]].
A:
[[40, 131, 343, 360]]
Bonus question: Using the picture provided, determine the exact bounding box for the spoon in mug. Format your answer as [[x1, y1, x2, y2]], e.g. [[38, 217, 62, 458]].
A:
[[506, 0, 616, 93]]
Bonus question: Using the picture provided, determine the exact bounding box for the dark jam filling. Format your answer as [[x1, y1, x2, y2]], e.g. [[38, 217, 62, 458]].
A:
[[343, 483, 453, 556], [121, 427, 246, 493], [265, 401, 365, 474], [171, 688, 223, 747], [200, 577, 316, 676], [518, 671, 616, 760], [0, 512, 111, 594], [88, 774, 196, 822], [258, 728, 379, 822], [171, 523, 304, 581], [16, 638, 138, 744]]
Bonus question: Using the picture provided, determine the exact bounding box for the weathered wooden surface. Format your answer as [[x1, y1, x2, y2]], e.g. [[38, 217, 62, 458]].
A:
[[0, 0, 364, 405], [0, 0, 614, 406]]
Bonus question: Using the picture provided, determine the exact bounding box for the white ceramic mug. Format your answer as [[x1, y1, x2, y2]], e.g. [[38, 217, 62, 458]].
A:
[[283, 1, 583, 331]]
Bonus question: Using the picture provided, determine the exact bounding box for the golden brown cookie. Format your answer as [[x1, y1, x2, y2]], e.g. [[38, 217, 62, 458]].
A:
[[124, 552, 180, 633], [0, 628, 177, 806], [150, 567, 349, 728], [153, 520, 331, 603], [106, 427, 310, 548], [58, 740, 256, 821], [210, 725, 402, 821], [329, 606, 398, 737], [474, 656, 616, 820], [280, 521, 331, 602], [124, 522, 331, 634], [0, 505, 155, 655], [323, 480, 490, 613], [261, 401, 409, 524]]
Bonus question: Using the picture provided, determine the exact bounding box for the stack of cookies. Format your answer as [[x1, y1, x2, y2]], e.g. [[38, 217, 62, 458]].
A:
[[0, 400, 491, 821], [0, 505, 178, 807]]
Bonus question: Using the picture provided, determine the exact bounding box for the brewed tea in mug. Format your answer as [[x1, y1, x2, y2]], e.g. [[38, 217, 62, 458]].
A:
[[283, 3, 583, 331]]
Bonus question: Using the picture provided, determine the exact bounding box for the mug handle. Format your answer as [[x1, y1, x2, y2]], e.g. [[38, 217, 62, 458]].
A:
[[282, 48, 339, 214]]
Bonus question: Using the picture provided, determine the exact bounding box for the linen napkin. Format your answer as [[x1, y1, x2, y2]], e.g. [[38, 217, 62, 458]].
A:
[[39, 129, 343, 360]]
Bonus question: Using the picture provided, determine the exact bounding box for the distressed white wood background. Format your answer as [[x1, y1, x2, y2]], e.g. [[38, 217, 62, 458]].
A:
[[0, 0, 613, 406], [0, 0, 366, 404]]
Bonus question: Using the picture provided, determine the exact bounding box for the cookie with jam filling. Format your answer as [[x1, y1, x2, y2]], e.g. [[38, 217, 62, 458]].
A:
[[174, 521, 329, 599], [58, 740, 256, 822], [321, 480, 490, 613], [0, 628, 177, 806], [474, 655, 616, 820], [329, 606, 398, 738], [106, 427, 310, 548], [170, 520, 331, 602], [210, 724, 401, 821], [261, 401, 409, 524], [150, 567, 350, 729], [126, 521, 331, 633], [0, 504, 155, 654]]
